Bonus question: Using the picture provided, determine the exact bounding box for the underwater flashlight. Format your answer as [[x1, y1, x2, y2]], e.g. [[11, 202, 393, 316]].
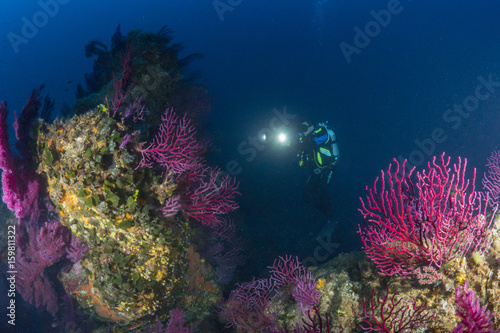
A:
[[277, 132, 287, 143], [261, 133, 267, 142]]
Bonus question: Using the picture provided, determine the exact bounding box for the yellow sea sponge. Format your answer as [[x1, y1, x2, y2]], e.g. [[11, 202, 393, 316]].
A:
[[316, 278, 326, 290], [455, 272, 467, 285]]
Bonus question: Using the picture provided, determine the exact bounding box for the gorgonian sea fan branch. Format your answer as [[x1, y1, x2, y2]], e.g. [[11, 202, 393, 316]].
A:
[[181, 166, 240, 226], [452, 280, 499, 333], [357, 288, 434, 332], [0, 97, 40, 219], [482, 150, 500, 204], [358, 153, 497, 276], [136, 107, 206, 173], [219, 278, 277, 331]]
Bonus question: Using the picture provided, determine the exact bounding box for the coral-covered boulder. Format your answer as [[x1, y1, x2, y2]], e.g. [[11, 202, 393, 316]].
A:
[[36, 107, 220, 323]]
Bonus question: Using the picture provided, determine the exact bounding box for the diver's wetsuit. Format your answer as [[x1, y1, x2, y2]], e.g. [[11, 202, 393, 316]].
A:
[[294, 123, 339, 221], [303, 168, 334, 220]]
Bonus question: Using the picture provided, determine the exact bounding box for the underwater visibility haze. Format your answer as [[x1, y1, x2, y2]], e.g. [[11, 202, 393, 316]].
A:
[[1, 0, 500, 332]]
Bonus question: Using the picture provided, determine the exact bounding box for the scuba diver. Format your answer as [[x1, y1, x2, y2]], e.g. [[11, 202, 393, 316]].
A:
[[293, 119, 339, 224], [261, 118, 339, 235], [265, 119, 339, 223]]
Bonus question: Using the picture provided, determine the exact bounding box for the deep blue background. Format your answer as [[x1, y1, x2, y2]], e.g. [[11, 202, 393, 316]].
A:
[[1, 0, 500, 281]]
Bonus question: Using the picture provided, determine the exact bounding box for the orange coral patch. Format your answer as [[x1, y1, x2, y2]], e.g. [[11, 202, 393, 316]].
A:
[[204, 282, 216, 293], [76, 277, 126, 323]]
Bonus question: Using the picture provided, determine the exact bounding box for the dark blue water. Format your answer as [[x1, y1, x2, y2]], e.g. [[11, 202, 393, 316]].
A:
[[1, 0, 500, 330]]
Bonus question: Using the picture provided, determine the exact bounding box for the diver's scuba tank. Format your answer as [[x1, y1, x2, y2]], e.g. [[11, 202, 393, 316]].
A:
[[328, 130, 339, 164], [318, 121, 339, 165]]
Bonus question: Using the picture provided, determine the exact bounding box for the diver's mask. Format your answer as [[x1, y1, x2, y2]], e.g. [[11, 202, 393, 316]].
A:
[[300, 121, 314, 136]]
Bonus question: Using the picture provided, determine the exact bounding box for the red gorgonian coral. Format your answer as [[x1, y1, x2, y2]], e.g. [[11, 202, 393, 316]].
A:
[[358, 153, 497, 276]]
